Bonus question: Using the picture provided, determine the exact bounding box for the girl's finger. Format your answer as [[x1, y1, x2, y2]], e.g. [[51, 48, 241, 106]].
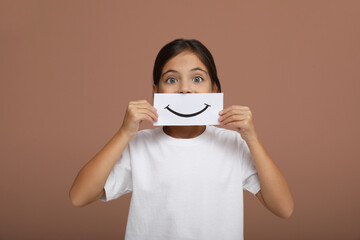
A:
[[137, 105, 158, 118], [142, 114, 155, 123], [135, 113, 154, 125], [130, 99, 149, 105], [137, 108, 158, 121], [219, 109, 249, 122], [130, 100, 157, 114], [220, 115, 248, 126], [219, 105, 250, 115], [142, 104, 158, 116], [222, 121, 247, 129]]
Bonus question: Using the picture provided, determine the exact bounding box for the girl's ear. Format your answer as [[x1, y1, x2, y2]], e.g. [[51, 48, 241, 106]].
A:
[[212, 84, 218, 93], [153, 84, 159, 93]]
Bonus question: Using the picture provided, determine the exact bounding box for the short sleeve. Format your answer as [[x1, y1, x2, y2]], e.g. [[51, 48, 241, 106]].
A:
[[99, 144, 133, 202], [241, 140, 261, 195]]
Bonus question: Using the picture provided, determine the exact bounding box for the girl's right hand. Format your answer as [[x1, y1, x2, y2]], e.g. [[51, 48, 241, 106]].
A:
[[119, 100, 158, 137]]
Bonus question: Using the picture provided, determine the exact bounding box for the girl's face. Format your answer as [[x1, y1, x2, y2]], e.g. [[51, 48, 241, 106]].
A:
[[154, 51, 217, 94]]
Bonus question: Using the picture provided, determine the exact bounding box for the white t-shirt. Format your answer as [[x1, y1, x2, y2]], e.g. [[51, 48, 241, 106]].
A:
[[100, 126, 261, 240]]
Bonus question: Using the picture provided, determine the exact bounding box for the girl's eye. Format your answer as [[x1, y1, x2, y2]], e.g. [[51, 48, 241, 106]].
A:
[[166, 77, 178, 84], [193, 76, 203, 83]]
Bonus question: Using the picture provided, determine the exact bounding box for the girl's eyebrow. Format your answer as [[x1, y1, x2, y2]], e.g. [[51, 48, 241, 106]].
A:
[[161, 69, 179, 78], [162, 68, 208, 77], [191, 67, 208, 75]]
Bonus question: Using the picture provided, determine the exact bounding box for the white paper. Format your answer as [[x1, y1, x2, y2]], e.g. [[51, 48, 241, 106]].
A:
[[153, 93, 223, 126]]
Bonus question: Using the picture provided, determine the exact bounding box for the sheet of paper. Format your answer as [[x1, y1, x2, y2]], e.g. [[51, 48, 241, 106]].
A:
[[153, 93, 223, 126]]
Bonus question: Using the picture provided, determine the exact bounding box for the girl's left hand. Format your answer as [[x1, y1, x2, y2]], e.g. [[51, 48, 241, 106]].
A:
[[219, 105, 258, 143]]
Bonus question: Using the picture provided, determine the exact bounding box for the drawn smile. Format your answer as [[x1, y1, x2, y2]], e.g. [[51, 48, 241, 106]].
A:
[[164, 103, 211, 118]]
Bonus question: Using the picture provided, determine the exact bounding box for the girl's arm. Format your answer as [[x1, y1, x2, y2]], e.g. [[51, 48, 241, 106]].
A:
[[248, 137, 294, 218], [219, 105, 294, 218], [69, 100, 158, 207]]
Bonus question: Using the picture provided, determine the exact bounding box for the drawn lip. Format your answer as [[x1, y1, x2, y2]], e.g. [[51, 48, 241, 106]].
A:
[[164, 103, 211, 118]]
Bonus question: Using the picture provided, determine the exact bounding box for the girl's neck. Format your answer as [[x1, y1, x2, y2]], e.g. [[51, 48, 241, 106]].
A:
[[163, 126, 206, 139]]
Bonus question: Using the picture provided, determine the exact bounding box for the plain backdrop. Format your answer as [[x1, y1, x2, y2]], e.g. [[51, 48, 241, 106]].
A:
[[1, 1, 359, 239]]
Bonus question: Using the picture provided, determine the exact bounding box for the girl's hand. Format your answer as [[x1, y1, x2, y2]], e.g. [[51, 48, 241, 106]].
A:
[[119, 100, 158, 138], [219, 105, 258, 143]]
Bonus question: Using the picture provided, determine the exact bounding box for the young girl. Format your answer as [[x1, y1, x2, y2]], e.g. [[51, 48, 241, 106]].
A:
[[69, 39, 294, 240]]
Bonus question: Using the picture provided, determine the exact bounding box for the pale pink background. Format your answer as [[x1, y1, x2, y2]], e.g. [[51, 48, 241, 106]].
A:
[[1, 1, 359, 239]]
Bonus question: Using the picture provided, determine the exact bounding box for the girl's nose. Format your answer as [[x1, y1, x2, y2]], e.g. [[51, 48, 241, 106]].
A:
[[178, 81, 192, 93]]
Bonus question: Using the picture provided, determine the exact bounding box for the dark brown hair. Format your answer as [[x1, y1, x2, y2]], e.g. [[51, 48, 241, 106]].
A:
[[153, 39, 221, 92]]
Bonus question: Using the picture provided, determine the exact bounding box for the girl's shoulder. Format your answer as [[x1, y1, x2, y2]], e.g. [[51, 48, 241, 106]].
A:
[[208, 126, 242, 140], [129, 127, 162, 146], [205, 126, 246, 148]]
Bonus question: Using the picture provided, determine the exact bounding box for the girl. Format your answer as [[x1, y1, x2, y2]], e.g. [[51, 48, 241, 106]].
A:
[[69, 39, 294, 240]]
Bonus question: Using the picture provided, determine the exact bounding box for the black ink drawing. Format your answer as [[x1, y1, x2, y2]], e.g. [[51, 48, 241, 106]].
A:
[[164, 103, 211, 118]]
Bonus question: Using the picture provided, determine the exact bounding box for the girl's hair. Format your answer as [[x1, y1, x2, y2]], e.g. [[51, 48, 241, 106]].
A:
[[153, 39, 221, 93]]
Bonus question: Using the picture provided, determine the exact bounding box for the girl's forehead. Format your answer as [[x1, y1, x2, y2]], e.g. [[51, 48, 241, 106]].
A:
[[162, 51, 208, 73]]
